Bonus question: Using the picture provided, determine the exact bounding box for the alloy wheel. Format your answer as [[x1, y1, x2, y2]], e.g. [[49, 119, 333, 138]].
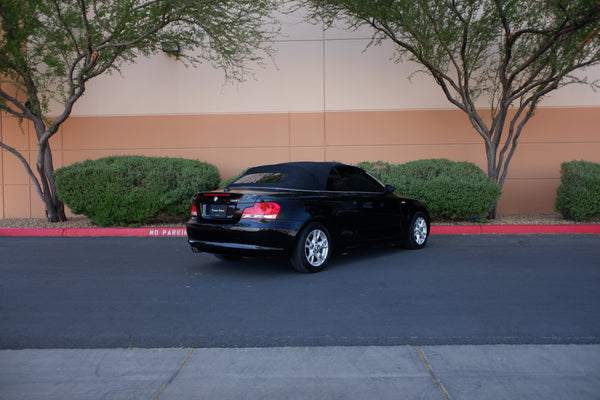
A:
[[304, 229, 329, 267], [413, 216, 428, 245]]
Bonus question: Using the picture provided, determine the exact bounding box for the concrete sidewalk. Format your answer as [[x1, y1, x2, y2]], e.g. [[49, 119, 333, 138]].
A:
[[1, 345, 599, 400]]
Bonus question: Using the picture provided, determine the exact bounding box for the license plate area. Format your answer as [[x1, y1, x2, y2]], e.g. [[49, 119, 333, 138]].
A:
[[207, 204, 228, 218]]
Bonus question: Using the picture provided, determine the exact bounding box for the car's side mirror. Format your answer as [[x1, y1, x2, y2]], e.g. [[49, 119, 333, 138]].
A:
[[385, 184, 395, 193]]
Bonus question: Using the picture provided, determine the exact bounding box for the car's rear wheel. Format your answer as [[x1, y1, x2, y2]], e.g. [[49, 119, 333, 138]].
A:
[[291, 222, 332, 273], [404, 211, 429, 249]]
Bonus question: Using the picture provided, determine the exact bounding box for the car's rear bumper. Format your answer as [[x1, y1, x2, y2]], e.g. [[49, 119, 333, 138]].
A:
[[186, 218, 305, 257], [188, 239, 285, 257]]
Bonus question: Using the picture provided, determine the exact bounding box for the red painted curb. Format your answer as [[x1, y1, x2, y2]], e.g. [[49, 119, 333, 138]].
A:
[[431, 224, 600, 235], [430, 225, 483, 235], [0, 227, 188, 237], [1, 225, 599, 237], [0, 228, 65, 237]]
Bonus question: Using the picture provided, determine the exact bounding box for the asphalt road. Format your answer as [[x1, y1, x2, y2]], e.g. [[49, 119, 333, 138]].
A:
[[1, 234, 599, 349]]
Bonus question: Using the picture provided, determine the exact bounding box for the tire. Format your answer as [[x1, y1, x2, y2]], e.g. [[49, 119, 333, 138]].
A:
[[404, 211, 429, 249], [291, 222, 332, 273]]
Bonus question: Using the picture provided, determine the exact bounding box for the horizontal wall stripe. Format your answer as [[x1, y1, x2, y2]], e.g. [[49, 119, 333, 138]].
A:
[[2, 108, 599, 218]]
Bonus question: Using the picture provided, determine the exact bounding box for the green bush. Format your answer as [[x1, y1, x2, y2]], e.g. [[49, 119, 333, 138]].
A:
[[555, 160, 600, 221], [358, 159, 502, 220], [55, 155, 220, 226]]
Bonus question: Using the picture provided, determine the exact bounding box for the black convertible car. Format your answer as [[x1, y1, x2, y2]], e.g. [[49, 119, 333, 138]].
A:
[[187, 162, 429, 272]]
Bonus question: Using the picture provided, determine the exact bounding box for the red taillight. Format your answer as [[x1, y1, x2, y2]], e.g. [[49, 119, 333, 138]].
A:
[[241, 202, 280, 220], [191, 204, 198, 217]]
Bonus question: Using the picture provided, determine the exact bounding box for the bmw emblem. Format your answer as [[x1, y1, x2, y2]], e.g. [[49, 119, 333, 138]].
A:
[[214, 196, 219, 203]]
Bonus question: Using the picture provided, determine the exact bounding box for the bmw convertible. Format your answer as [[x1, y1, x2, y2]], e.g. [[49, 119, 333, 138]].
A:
[[187, 162, 430, 272]]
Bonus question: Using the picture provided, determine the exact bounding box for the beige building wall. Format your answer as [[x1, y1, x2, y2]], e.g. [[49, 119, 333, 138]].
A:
[[1, 12, 600, 219]]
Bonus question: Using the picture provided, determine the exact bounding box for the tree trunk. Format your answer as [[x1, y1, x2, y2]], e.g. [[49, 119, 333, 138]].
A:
[[485, 143, 500, 219], [45, 199, 66, 222], [488, 202, 499, 220], [37, 141, 67, 222], [43, 176, 66, 222]]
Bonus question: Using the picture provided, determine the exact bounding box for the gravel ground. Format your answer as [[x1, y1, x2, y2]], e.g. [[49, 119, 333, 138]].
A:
[[433, 213, 600, 226], [1, 214, 598, 229]]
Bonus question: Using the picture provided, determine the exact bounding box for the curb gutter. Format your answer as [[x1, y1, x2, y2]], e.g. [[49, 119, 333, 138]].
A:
[[1, 225, 599, 237]]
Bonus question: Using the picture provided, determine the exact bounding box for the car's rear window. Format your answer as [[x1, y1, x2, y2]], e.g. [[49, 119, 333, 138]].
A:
[[233, 173, 287, 185], [227, 162, 335, 190]]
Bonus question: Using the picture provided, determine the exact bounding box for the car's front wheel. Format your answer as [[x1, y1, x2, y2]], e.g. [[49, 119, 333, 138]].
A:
[[404, 211, 429, 249], [291, 222, 332, 273]]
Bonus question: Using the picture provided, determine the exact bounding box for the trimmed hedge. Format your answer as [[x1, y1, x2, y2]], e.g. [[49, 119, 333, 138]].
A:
[[358, 159, 502, 220], [55, 155, 220, 226], [555, 160, 600, 221]]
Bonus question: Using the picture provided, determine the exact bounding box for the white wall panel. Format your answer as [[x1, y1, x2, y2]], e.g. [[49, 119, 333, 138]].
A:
[[324, 39, 449, 111], [71, 39, 324, 116], [62, 14, 600, 117], [276, 8, 324, 41], [539, 65, 600, 107]]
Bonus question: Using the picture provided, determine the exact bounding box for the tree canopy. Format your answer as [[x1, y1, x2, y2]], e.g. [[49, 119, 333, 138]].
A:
[[0, 0, 281, 221], [301, 0, 600, 215]]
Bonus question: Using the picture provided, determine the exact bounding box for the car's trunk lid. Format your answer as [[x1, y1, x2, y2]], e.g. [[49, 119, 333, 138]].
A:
[[193, 190, 279, 223], [193, 192, 243, 222]]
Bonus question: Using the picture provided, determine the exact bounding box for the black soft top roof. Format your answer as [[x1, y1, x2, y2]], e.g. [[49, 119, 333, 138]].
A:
[[228, 162, 345, 191]]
